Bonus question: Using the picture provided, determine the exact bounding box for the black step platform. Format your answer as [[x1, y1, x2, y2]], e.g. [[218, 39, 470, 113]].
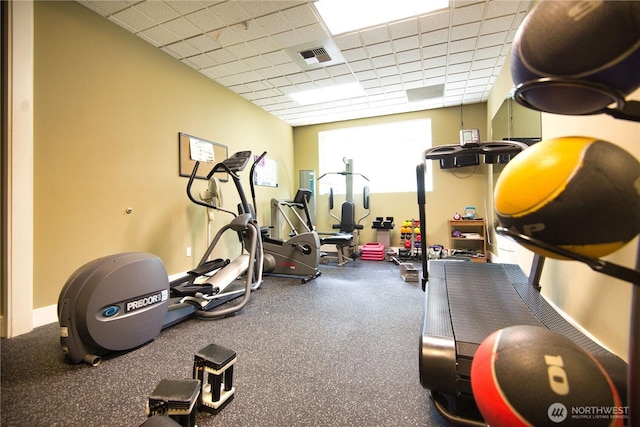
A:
[[419, 260, 628, 422]]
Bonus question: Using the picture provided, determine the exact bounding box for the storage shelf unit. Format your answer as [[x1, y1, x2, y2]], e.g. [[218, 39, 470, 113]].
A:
[[448, 219, 486, 262]]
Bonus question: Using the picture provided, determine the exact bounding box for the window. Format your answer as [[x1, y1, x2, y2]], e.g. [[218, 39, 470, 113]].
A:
[[317, 118, 433, 195]]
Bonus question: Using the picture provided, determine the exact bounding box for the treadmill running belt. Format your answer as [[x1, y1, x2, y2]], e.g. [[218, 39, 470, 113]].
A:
[[420, 260, 627, 403], [447, 262, 540, 353]]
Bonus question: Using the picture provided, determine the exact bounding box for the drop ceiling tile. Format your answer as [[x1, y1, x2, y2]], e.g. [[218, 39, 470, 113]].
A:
[[392, 35, 420, 52], [423, 66, 446, 79], [254, 12, 291, 35], [243, 55, 272, 70], [485, 0, 520, 18], [349, 59, 374, 72], [247, 36, 280, 55], [333, 33, 363, 50], [187, 34, 221, 52], [380, 75, 402, 86], [376, 65, 399, 77], [255, 66, 282, 79], [186, 53, 217, 68], [134, 1, 179, 24], [270, 30, 305, 49], [200, 64, 231, 79], [420, 28, 449, 47], [342, 47, 368, 62], [474, 45, 502, 60], [209, 1, 252, 25], [207, 48, 238, 65], [139, 25, 180, 47], [389, 18, 419, 39], [245, 80, 270, 91], [185, 8, 225, 32], [163, 16, 202, 38], [305, 68, 331, 81], [481, 15, 516, 34], [226, 42, 259, 59], [325, 64, 351, 77], [448, 51, 474, 65], [331, 74, 358, 85], [476, 31, 507, 48], [366, 42, 393, 57], [450, 22, 481, 40], [422, 43, 448, 59], [360, 25, 390, 45], [275, 61, 302, 75], [262, 50, 291, 66], [110, 7, 157, 32], [398, 61, 422, 73], [471, 57, 498, 70], [165, 40, 200, 58], [208, 26, 244, 47], [451, 2, 485, 26], [423, 56, 447, 69], [396, 49, 421, 64], [419, 9, 450, 32], [294, 23, 329, 44], [281, 3, 318, 28], [448, 61, 472, 73], [446, 71, 470, 83], [468, 68, 493, 79], [238, 0, 282, 18], [165, 1, 206, 16], [355, 70, 377, 81], [78, 1, 131, 15], [449, 37, 477, 53]]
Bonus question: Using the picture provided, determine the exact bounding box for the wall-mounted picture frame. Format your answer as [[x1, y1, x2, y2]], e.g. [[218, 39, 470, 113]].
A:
[[178, 132, 228, 181]]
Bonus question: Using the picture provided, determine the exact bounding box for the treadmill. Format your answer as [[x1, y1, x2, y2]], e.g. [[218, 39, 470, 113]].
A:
[[415, 142, 637, 425]]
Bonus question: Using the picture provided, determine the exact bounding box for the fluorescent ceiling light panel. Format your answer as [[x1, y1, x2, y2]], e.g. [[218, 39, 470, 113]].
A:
[[289, 83, 366, 105], [315, 0, 449, 35]]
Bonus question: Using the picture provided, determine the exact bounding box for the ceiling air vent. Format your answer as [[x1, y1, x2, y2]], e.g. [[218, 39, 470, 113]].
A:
[[299, 47, 332, 65], [284, 39, 345, 70]]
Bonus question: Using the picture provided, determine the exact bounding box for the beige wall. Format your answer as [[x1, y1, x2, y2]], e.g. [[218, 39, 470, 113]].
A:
[[293, 103, 489, 249], [487, 54, 640, 361], [33, 1, 294, 309]]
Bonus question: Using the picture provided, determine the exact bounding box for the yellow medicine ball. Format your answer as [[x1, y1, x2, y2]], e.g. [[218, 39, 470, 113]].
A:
[[494, 136, 640, 259]]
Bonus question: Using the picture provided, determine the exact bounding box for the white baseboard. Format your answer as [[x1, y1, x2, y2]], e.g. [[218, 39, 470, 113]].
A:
[[30, 272, 188, 330], [34, 304, 58, 328]]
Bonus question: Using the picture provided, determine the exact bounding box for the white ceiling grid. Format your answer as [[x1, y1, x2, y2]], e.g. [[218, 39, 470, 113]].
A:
[[78, 0, 532, 126]]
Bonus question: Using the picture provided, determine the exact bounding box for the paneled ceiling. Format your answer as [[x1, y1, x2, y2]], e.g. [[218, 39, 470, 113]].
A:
[[78, 0, 532, 127]]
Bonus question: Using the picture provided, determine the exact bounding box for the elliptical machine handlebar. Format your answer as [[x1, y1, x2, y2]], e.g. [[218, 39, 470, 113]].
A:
[[186, 151, 259, 216]]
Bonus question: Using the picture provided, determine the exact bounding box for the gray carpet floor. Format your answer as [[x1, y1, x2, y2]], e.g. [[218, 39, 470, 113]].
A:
[[1, 260, 449, 427]]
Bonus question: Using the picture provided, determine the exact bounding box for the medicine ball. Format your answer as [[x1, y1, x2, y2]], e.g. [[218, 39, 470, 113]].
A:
[[494, 136, 640, 259], [471, 325, 623, 427], [511, 1, 640, 115]]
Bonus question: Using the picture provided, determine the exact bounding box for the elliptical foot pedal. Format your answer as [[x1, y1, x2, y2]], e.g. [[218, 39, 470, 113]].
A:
[[146, 379, 201, 427], [193, 343, 237, 413]]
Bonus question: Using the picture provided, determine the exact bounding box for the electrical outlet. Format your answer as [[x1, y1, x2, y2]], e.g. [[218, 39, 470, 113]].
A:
[[186, 247, 192, 257]]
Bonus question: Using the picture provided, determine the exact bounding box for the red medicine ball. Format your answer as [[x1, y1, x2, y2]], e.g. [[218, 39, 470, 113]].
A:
[[471, 325, 623, 426]]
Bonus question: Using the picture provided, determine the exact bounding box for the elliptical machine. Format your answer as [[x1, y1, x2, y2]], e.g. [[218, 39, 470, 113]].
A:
[[243, 156, 321, 283], [57, 151, 264, 366], [262, 189, 322, 282]]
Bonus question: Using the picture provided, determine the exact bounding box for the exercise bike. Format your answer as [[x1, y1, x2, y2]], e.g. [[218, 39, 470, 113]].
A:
[[57, 151, 264, 366]]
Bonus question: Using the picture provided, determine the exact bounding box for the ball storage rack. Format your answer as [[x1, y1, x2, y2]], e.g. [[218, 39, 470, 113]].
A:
[[415, 141, 636, 425]]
